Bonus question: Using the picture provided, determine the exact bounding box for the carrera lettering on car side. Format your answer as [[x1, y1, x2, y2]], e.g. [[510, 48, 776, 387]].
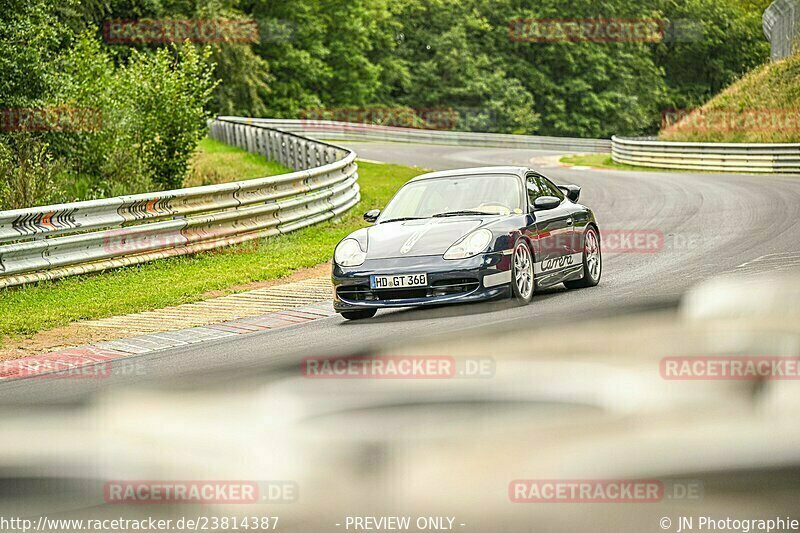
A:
[[535, 253, 583, 275]]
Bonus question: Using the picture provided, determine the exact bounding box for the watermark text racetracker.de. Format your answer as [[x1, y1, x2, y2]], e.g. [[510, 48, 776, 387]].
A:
[[302, 355, 495, 379], [300, 107, 460, 130], [533, 229, 701, 255], [100, 226, 701, 257], [103, 480, 297, 504], [509, 479, 703, 503], [661, 356, 800, 380], [0, 349, 145, 381], [0, 107, 102, 132], [103, 19, 259, 44], [662, 108, 800, 133], [509, 18, 665, 43]]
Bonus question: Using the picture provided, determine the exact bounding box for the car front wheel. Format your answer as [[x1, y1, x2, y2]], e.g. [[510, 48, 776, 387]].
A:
[[511, 240, 535, 304]]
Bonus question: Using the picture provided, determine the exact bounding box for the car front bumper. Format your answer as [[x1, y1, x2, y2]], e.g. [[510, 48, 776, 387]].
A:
[[332, 251, 512, 311]]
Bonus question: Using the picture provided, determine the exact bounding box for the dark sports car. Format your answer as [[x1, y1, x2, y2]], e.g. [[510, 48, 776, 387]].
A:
[[332, 166, 601, 320]]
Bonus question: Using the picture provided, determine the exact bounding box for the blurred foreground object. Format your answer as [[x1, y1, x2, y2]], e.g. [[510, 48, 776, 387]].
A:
[[1, 270, 799, 531]]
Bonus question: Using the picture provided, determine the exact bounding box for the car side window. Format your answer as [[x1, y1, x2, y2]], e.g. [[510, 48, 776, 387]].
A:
[[538, 176, 565, 201], [526, 175, 542, 209]]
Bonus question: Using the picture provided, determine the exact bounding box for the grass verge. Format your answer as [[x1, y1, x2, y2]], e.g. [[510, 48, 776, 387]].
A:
[[0, 151, 422, 340], [559, 153, 676, 172], [184, 137, 292, 186], [560, 153, 757, 174]]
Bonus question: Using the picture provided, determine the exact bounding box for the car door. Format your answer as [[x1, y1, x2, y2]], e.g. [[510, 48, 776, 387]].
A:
[[538, 174, 582, 255], [525, 173, 574, 286]]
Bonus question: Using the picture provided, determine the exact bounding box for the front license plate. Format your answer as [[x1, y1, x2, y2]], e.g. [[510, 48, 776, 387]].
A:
[[370, 273, 428, 289]]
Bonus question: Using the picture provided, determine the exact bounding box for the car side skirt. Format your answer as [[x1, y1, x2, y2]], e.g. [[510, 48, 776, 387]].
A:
[[535, 264, 584, 287]]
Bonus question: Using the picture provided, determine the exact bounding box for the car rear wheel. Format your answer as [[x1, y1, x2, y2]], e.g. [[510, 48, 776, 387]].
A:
[[564, 226, 601, 289], [340, 309, 378, 320], [511, 241, 535, 304]]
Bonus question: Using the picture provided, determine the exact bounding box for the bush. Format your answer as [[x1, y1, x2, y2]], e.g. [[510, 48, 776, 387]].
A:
[[0, 137, 63, 210], [47, 34, 219, 199], [117, 44, 219, 190], [0, 6, 219, 209]]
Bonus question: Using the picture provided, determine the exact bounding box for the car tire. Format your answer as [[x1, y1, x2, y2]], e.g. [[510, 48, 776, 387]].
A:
[[564, 226, 601, 289], [340, 309, 378, 320], [511, 240, 535, 304]]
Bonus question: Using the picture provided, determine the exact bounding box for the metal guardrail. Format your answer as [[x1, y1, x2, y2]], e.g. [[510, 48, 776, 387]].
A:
[[611, 136, 800, 173], [230, 117, 800, 174], [221, 117, 612, 153], [0, 119, 360, 289], [764, 0, 800, 61]]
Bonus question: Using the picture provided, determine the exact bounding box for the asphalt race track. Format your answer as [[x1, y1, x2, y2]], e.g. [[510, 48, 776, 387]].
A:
[[2, 142, 799, 403]]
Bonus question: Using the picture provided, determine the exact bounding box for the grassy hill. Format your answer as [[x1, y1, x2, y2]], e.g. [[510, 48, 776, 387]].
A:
[[659, 53, 800, 143]]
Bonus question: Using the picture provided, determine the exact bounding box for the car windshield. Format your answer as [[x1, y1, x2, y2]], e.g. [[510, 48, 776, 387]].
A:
[[378, 174, 523, 222]]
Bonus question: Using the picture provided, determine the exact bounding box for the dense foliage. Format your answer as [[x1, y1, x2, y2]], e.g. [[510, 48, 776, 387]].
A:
[[0, 0, 218, 208], [246, 0, 769, 136], [0, 0, 773, 207]]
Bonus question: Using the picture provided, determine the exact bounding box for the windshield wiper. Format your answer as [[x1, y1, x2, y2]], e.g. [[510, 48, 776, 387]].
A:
[[432, 210, 493, 217], [380, 217, 425, 224]]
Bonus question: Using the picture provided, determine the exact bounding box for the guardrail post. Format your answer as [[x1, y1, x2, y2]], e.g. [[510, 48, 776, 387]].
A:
[[256, 129, 266, 159], [246, 128, 254, 153], [288, 138, 297, 170], [280, 137, 288, 167], [301, 140, 310, 169], [312, 144, 321, 168]]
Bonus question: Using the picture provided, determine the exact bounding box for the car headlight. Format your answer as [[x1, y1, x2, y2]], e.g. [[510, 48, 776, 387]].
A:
[[443, 229, 493, 260], [335, 238, 367, 266]]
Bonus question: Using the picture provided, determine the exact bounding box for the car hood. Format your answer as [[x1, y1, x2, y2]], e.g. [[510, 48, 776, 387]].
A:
[[365, 217, 489, 259]]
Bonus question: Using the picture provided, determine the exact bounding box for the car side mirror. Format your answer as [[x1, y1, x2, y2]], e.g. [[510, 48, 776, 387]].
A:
[[533, 196, 561, 211], [559, 185, 581, 203], [363, 209, 381, 223]]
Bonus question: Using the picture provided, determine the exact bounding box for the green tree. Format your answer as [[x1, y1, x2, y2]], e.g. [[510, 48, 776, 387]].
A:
[[656, 0, 770, 111], [0, 0, 73, 108]]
